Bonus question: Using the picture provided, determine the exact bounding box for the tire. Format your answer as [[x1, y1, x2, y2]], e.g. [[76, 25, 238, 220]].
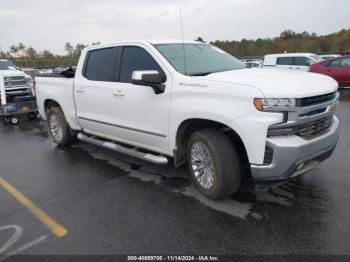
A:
[[11, 117, 19, 125], [187, 129, 241, 199], [3, 117, 10, 124], [46, 107, 76, 146], [28, 112, 38, 120]]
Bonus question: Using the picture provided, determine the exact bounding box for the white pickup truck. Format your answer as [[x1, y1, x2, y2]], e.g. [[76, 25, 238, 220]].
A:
[[36, 40, 340, 199], [0, 59, 34, 97]]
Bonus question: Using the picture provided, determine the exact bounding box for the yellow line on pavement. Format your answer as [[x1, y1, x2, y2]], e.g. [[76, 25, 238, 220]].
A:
[[0, 176, 68, 237]]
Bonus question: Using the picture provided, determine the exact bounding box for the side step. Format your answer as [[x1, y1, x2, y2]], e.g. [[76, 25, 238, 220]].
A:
[[77, 133, 168, 165]]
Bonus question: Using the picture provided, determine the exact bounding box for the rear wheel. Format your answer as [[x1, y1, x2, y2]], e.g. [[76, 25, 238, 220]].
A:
[[3, 117, 10, 124], [46, 107, 76, 146], [187, 129, 241, 199]]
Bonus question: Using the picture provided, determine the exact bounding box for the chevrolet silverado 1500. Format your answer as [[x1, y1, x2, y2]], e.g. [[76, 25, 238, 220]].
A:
[[36, 40, 339, 199]]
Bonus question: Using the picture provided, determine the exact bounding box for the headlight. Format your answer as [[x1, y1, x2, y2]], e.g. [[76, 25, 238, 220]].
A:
[[25, 76, 33, 86], [254, 98, 296, 111]]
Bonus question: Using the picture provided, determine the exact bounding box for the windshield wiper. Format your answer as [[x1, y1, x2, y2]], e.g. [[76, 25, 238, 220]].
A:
[[188, 68, 239, 77], [188, 72, 214, 76]]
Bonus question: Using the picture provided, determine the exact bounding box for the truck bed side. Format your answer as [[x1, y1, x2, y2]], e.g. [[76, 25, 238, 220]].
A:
[[35, 77, 81, 130]]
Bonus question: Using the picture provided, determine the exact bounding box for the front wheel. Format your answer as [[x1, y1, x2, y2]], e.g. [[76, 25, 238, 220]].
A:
[[46, 107, 76, 146], [11, 117, 19, 125], [187, 129, 241, 200]]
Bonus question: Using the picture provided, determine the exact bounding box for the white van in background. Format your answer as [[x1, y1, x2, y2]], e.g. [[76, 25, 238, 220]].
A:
[[263, 53, 323, 71]]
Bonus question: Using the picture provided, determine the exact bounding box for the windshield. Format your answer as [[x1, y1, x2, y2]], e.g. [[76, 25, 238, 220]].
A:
[[0, 60, 17, 70], [155, 43, 244, 76], [311, 55, 323, 63]]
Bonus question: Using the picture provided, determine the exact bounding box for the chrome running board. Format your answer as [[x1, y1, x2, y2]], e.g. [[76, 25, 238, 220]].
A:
[[77, 133, 168, 165]]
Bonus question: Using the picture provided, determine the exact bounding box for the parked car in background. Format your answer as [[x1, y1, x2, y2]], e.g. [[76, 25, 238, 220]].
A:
[[310, 55, 350, 88], [0, 60, 35, 95], [263, 53, 323, 71], [319, 54, 341, 60], [244, 61, 262, 68], [0, 60, 37, 124]]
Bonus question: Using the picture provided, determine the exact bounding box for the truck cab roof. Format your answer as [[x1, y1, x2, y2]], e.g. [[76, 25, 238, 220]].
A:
[[83, 39, 207, 52]]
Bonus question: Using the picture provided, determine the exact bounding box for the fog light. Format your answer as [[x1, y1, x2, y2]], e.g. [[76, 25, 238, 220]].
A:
[[330, 104, 337, 113]]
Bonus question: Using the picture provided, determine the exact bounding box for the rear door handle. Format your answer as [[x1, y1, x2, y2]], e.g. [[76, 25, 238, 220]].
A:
[[76, 87, 85, 93], [112, 90, 125, 97]]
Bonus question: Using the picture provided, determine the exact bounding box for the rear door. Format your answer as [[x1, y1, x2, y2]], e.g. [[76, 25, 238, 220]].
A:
[[74, 47, 122, 138], [109, 45, 172, 154]]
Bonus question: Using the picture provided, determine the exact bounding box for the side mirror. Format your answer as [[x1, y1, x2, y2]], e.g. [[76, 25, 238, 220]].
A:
[[131, 70, 165, 94]]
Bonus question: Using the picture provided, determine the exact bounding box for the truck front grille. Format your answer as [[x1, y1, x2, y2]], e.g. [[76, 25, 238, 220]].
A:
[[299, 92, 336, 107], [2, 76, 30, 96], [297, 116, 333, 139], [4, 76, 27, 88]]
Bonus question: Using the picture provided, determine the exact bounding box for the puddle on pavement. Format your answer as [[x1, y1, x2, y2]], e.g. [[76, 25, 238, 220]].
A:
[[76, 142, 305, 220]]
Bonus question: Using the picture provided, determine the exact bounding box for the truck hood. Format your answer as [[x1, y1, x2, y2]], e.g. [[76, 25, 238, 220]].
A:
[[0, 70, 27, 78], [203, 68, 338, 98]]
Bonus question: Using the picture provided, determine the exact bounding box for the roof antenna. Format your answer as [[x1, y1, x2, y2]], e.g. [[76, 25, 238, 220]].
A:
[[179, 6, 187, 76]]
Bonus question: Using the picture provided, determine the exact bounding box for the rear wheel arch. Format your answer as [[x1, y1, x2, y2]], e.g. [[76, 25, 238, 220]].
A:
[[44, 99, 77, 146], [44, 99, 61, 112]]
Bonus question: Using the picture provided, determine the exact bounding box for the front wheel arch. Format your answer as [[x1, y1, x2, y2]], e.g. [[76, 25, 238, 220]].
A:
[[174, 119, 249, 170]]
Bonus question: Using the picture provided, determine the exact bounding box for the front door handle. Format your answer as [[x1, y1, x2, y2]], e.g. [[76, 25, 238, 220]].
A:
[[112, 90, 125, 97]]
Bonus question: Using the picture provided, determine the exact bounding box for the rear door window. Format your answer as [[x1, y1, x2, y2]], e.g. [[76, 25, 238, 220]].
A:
[[277, 57, 294, 65], [84, 47, 117, 81]]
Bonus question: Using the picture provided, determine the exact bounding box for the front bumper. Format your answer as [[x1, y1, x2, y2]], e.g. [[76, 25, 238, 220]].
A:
[[251, 116, 339, 188]]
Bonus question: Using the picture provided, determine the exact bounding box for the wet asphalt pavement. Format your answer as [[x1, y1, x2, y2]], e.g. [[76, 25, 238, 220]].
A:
[[0, 90, 349, 256]]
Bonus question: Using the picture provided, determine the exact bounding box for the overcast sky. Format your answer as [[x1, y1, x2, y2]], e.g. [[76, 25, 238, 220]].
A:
[[1, 0, 349, 54]]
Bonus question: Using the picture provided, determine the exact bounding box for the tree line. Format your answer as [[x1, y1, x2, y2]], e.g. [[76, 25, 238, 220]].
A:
[[0, 29, 349, 68], [0, 42, 100, 68], [212, 29, 350, 58]]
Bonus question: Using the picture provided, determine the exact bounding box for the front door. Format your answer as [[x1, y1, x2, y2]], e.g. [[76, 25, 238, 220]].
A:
[[110, 45, 172, 154]]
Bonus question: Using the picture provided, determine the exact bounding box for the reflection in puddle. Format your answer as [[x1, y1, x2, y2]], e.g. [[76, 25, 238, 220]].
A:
[[79, 143, 306, 220], [174, 185, 251, 219]]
